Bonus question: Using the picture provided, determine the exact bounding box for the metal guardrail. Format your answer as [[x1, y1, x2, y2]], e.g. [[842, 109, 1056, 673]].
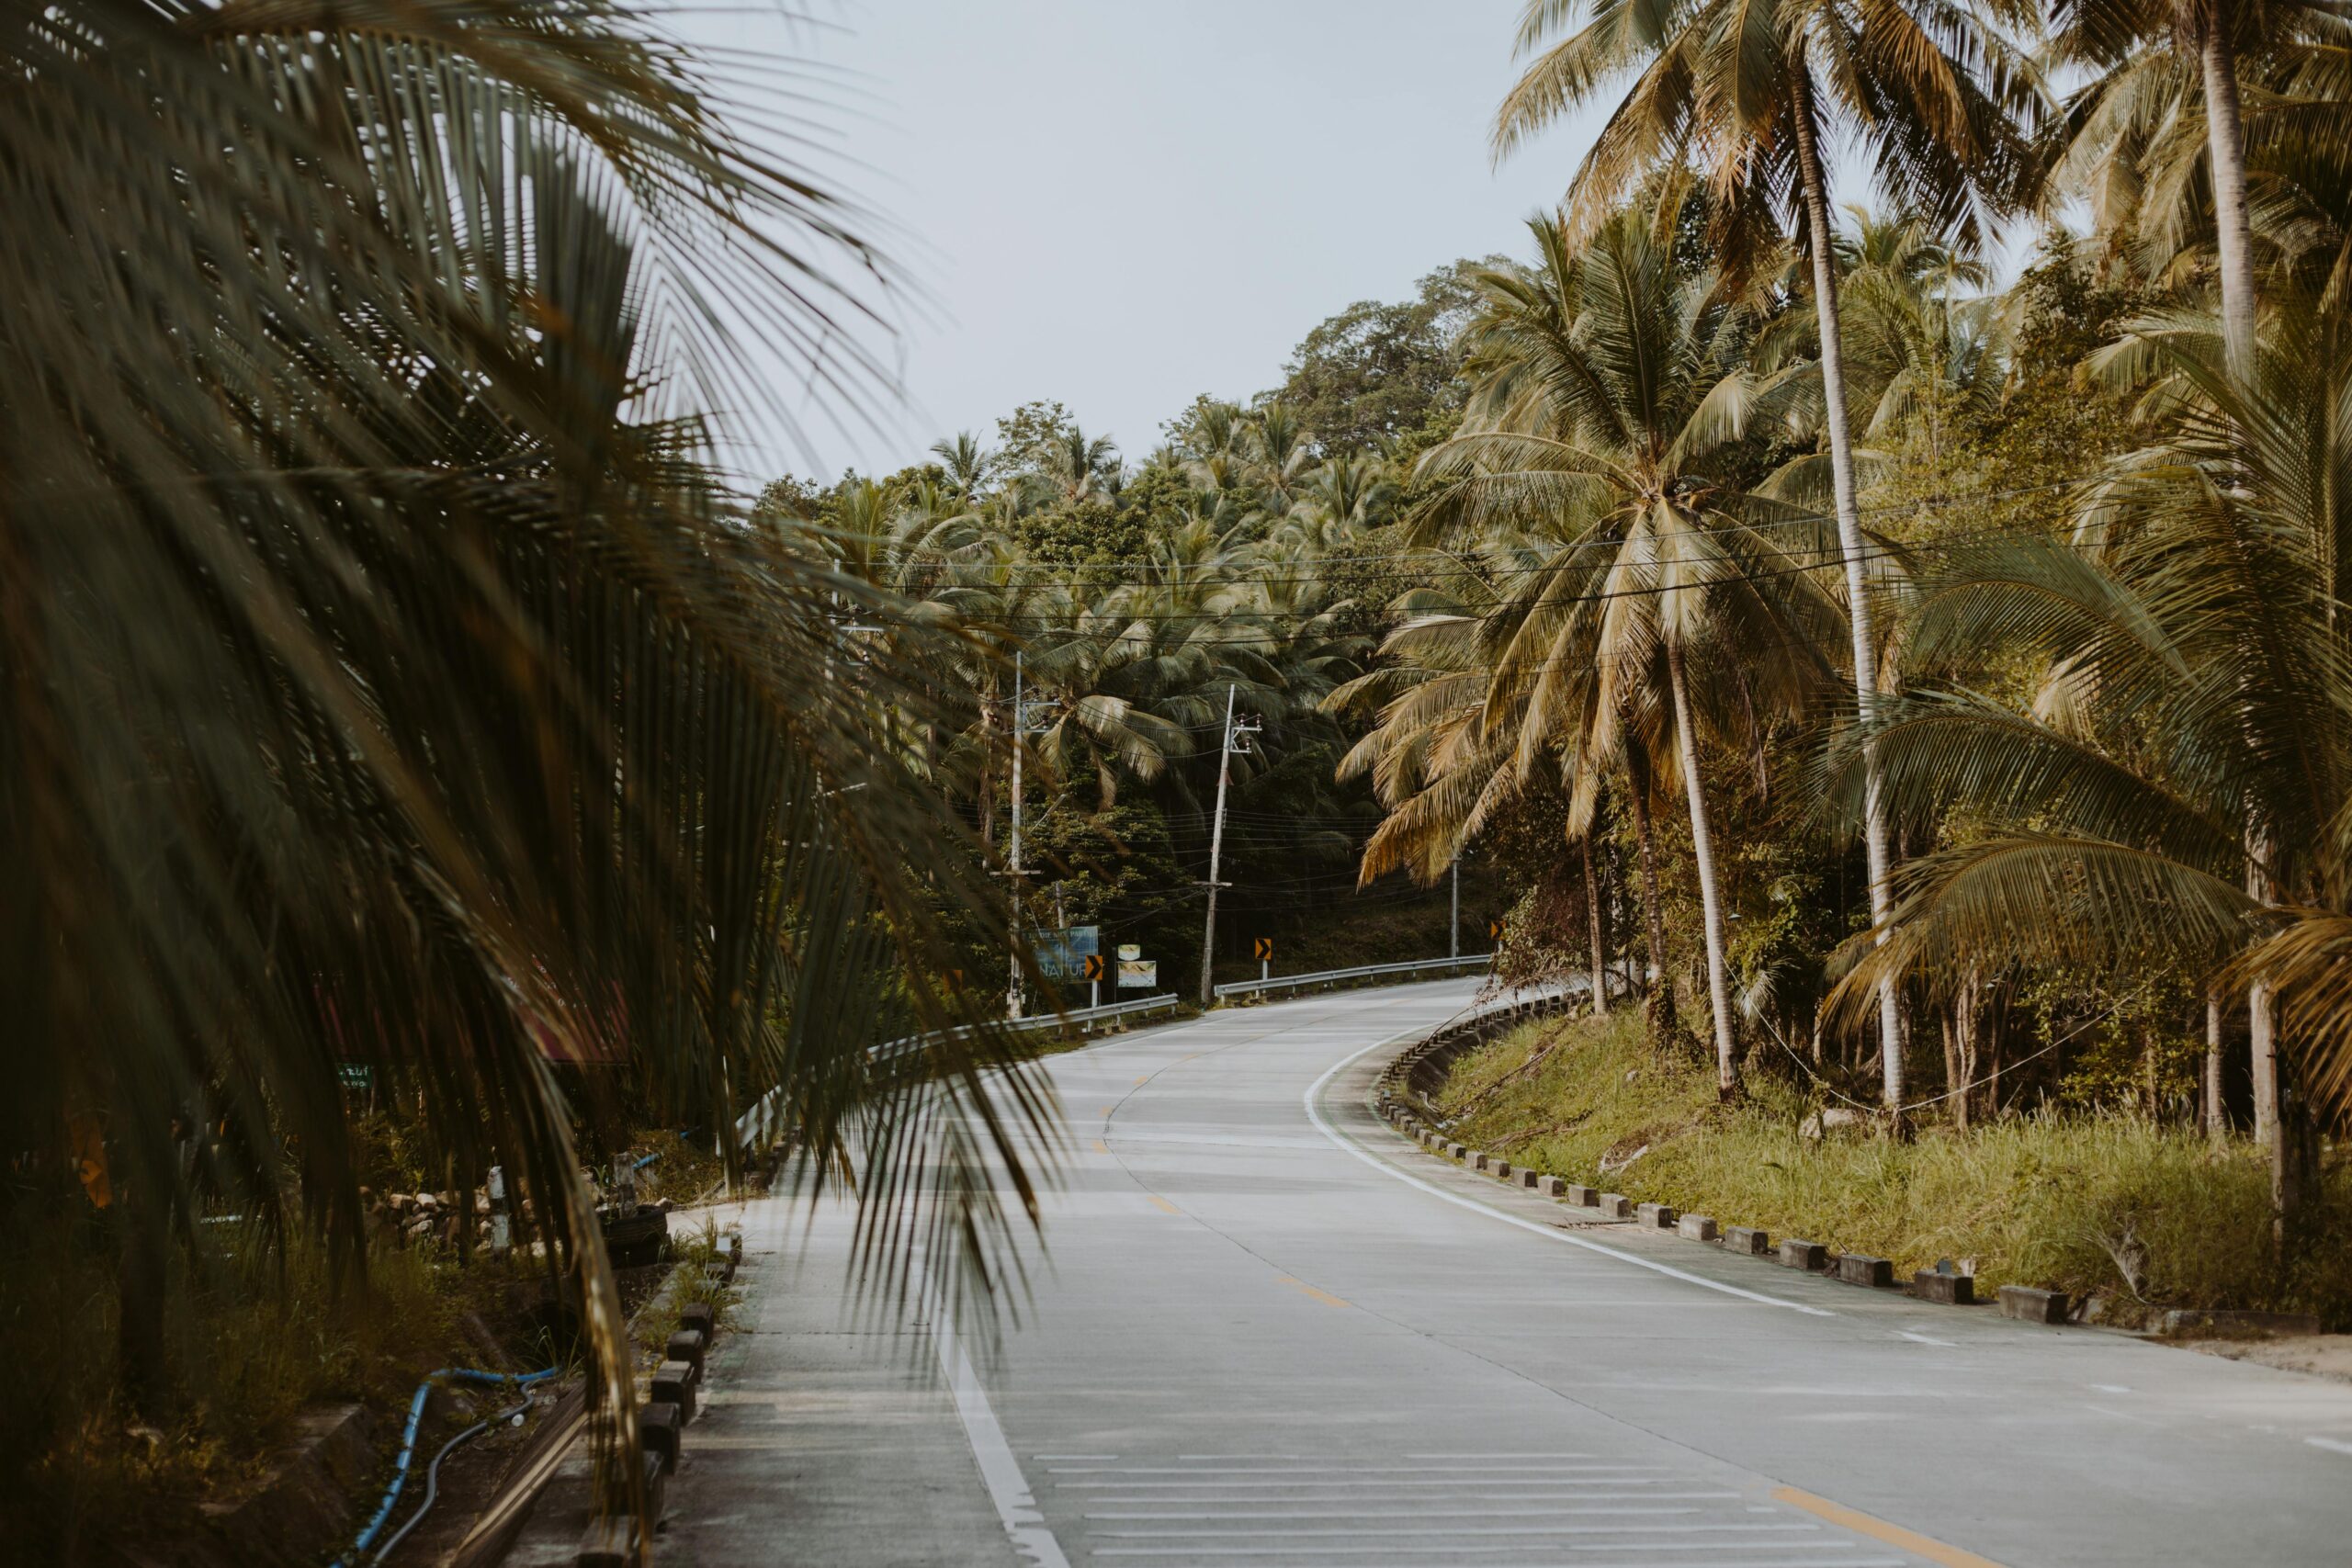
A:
[[733, 992, 1186, 1155], [1213, 952, 1494, 1001]]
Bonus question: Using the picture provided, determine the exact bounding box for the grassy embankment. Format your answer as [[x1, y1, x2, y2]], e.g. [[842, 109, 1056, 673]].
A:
[[1431, 1012, 2352, 1327]]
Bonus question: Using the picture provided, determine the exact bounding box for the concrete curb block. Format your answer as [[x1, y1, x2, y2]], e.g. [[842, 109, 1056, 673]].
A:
[[1836, 1254, 1894, 1289], [1914, 1270, 1974, 1305], [1634, 1201, 1678, 1230], [1563, 1183, 1598, 1207], [1677, 1214, 1718, 1243], [1780, 1239, 1828, 1271], [1722, 1225, 1770, 1255], [1596, 1192, 1632, 1219], [1998, 1284, 2069, 1323]]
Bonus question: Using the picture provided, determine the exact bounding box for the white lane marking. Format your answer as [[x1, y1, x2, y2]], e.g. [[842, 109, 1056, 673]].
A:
[[1897, 1331, 1956, 1347], [1035, 1453, 1119, 1461], [1303, 1032, 1836, 1318], [1092, 1551, 1894, 1563], [1086, 1508, 1710, 1520], [1092, 1523, 1824, 1539], [1051, 1464, 1669, 1475], [918, 1263, 1070, 1568], [2089, 1382, 2132, 1393], [2307, 1436, 2352, 1455], [1058, 1485, 1702, 1495]]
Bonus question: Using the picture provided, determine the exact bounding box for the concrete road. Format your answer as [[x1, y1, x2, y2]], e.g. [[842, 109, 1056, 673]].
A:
[[662, 980, 2352, 1568]]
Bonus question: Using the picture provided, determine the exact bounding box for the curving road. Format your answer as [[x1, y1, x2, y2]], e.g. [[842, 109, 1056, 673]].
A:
[[660, 979, 2352, 1568]]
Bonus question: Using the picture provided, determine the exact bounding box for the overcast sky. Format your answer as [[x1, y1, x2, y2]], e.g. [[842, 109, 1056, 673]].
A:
[[723, 1, 1611, 482]]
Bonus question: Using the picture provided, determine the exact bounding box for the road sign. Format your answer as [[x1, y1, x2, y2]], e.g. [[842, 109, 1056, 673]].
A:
[[1488, 918, 1504, 940], [1118, 943, 1141, 961], [336, 1064, 373, 1090], [1118, 959, 1158, 988], [1252, 936, 1275, 961], [1080, 953, 1105, 982], [1035, 925, 1101, 981]]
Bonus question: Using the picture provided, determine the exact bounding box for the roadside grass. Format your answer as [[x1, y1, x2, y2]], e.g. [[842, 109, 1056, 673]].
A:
[[1431, 1012, 2352, 1326]]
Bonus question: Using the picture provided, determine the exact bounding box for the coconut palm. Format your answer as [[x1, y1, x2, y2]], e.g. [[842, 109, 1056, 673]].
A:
[[1831, 288, 2352, 1235], [3, 0, 1048, 1509], [932, 431, 998, 498], [1408, 215, 1845, 1094], [2044, 0, 2348, 370], [1494, 0, 2040, 1111]]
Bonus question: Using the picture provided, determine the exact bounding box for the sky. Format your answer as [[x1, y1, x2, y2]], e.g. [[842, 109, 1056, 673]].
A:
[[718, 1, 1612, 482]]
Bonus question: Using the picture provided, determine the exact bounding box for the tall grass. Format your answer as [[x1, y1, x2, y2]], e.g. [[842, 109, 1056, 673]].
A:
[[1433, 1014, 2352, 1325]]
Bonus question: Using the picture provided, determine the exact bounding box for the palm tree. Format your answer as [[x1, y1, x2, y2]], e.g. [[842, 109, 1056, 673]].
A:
[[1409, 215, 1844, 1094], [2044, 0, 2342, 370], [5, 0, 1047, 1513], [932, 431, 998, 498], [1493, 0, 2039, 1111], [1832, 288, 2352, 1238]]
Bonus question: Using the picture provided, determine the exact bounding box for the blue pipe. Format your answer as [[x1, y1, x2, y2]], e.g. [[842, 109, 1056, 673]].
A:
[[334, 1365, 559, 1566], [631, 1151, 661, 1170]]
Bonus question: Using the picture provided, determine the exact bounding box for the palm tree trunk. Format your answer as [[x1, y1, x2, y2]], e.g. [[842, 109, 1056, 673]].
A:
[[1665, 639, 1739, 1096], [1582, 834, 1609, 1017], [1620, 739, 1675, 1036], [2204, 992, 2226, 1137], [2201, 17, 2259, 373], [1790, 62, 1905, 1117]]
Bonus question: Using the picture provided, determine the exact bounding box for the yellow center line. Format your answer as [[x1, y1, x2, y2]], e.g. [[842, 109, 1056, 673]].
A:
[[1276, 1275, 1352, 1309], [1771, 1485, 2010, 1567], [1148, 1195, 1182, 1215], [1093, 1138, 1110, 1155]]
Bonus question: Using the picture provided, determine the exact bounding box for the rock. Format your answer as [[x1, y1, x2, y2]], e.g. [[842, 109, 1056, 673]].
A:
[[1799, 1108, 1865, 1140]]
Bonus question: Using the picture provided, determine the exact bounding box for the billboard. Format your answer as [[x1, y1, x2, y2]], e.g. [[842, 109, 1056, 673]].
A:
[[1034, 925, 1101, 981]]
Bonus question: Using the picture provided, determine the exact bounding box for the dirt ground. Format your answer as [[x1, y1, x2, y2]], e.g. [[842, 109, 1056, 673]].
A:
[[2179, 1333, 2352, 1384]]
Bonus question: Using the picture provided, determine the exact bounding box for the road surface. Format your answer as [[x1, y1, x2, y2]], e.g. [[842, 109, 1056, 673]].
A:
[[661, 979, 2352, 1567]]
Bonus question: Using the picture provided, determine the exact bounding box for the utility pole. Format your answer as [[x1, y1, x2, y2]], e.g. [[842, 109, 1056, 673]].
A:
[[1003, 649, 1056, 1022], [1450, 854, 1460, 959], [1198, 685, 1259, 1006], [1007, 651, 1026, 1021]]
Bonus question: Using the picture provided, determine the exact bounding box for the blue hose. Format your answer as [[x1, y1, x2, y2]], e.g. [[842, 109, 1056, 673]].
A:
[[631, 1150, 661, 1170], [334, 1365, 559, 1566]]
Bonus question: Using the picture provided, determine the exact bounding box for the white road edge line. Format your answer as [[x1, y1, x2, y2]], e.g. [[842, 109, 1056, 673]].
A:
[[1303, 1024, 1836, 1318], [915, 1248, 1072, 1568]]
